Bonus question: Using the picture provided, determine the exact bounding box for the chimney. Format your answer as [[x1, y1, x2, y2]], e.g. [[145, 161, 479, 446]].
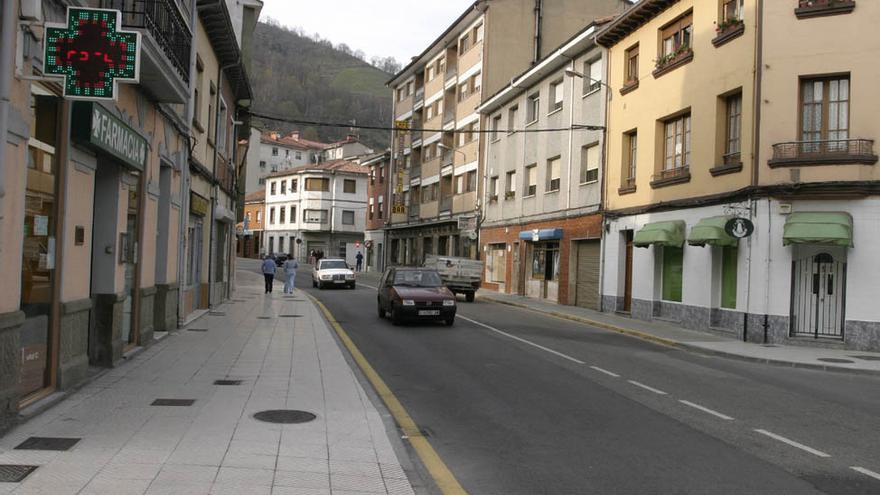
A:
[[289, 131, 300, 140]]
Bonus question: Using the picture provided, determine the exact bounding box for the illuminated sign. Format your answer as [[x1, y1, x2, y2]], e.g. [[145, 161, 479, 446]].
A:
[[72, 102, 147, 170], [44, 7, 141, 101]]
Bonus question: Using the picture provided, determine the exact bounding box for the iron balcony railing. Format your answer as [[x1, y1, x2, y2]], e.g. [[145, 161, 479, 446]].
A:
[[441, 150, 455, 167], [653, 166, 690, 182], [770, 139, 876, 164], [723, 151, 742, 166], [102, 0, 192, 83]]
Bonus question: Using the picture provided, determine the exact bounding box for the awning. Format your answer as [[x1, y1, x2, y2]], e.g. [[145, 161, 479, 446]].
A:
[[783, 212, 853, 247], [634, 221, 686, 248], [688, 216, 737, 247], [519, 228, 564, 242]]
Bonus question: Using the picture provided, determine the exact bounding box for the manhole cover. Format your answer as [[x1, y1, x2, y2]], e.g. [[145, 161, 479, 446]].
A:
[[253, 410, 317, 424], [188, 328, 208, 332], [15, 437, 80, 451], [151, 399, 196, 407], [850, 355, 880, 361], [0, 465, 38, 482], [818, 358, 856, 364], [214, 380, 243, 386]]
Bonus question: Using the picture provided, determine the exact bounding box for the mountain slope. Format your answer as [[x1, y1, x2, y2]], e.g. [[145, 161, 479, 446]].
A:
[[249, 21, 392, 149]]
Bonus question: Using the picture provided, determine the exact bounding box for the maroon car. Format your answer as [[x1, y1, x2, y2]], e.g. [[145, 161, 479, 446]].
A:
[[377, 267, 457, 326]]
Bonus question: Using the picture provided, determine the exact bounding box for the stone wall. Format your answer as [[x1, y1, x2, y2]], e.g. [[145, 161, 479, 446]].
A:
[[0, 311, 24, 434], [154, 284, 179, 332], [91, 293, 124, 367], [58, 299, 91, 390], [139, 287, 156, 344]]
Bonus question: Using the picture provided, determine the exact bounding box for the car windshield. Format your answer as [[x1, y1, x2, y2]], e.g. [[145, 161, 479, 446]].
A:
[[393, 270, 443, 288], [321, 260, 348, 270]]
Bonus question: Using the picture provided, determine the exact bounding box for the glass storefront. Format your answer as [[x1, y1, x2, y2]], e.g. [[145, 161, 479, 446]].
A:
[[121, 178, 140, 348]]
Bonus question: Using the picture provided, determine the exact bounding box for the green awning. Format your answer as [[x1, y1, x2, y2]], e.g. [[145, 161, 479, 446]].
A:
[[687, 216, 737, 247], [634, 220, 686, 248], [783, 212, 853, 247]]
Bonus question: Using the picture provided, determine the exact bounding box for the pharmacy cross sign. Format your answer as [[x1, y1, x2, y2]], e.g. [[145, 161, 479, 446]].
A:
[[44, 7, 141, 101]]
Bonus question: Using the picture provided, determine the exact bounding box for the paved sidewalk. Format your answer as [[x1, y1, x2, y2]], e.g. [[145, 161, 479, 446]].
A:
[[476, 290, 880, 375], [0, 269, 419, 495]]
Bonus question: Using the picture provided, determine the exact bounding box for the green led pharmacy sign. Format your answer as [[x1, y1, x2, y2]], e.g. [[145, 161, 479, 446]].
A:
[[44, 7, 141, 101]]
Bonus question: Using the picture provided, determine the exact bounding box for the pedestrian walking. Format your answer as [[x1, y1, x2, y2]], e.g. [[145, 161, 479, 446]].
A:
[[283, 254, 299, 293], [355, 251, 364, 272], [261, 255, 277, 294]]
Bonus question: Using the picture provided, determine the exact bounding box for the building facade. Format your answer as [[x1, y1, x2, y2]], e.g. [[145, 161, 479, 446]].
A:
[[385, 0, 632, 267], [263, 161, 368, 265], [478, 23, 608, 307], [362, 151, 391, 272], [238, 190, 265, 259]]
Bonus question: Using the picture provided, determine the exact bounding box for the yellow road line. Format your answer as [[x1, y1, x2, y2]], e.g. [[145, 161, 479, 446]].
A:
[[307, 294, 468, 495]]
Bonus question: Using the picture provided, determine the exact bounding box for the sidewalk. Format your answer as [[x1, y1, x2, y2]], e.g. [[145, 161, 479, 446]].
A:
[[0, 269, 419, 495], [475, 290, 880, 375]]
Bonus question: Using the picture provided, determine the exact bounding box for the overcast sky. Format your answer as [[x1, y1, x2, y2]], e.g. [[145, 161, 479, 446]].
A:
[[260, 0, 476, 64]]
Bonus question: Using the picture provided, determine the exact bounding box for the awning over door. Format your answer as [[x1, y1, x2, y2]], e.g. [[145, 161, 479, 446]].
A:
[[783, 212, 853, 247], [518, 228, 564, 242], [633, 221, 686, 248], [687, 216, 737, 247]]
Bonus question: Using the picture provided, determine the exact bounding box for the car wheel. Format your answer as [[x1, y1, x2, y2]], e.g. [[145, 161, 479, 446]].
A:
[[349, 283, 356, 290], [312, 279, 317, 288], [445, 317, 455, 326], [465, 292, 475, 303], [391, 307, 402, 326], [377, 300, 385, 318]]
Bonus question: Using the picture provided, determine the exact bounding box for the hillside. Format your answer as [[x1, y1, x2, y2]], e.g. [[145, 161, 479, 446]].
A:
[[249, 21, 393, 150]]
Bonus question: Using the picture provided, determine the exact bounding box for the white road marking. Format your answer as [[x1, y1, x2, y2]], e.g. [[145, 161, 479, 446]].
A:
[[358, 283, 379, 290], [458, 315, 586, 365], [679, 400, 735, 421], [627, 380, 668, 395], [754, 429, 831, 458], [851, 467, 880, 482], [589, 366, 620, 378]]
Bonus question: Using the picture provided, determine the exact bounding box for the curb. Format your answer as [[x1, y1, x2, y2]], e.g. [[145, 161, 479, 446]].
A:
[[477, 295, 880, 377]]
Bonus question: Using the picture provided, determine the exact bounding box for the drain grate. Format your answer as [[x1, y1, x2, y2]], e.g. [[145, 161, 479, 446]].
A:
[[151, 399, 196, 407], [253, 410, 317, 424], [15, 437, 80, 451], [209, 312, 226, 316], [850, 355, 880, 361], [187, 328, 208, 332], [0, 465, 38, 482], [279, 315, 303, 318], [257, 316, 272, 320], [214, 380, 243, 386], [817, 358, 855, 364]]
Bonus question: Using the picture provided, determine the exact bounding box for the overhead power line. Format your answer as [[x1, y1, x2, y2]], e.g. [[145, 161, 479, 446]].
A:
[[246, 110, 605, 134]]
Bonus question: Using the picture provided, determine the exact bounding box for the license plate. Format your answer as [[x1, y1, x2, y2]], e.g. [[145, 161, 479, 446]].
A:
[[334, 280, 346, 284], [419, 310, 441, 316]]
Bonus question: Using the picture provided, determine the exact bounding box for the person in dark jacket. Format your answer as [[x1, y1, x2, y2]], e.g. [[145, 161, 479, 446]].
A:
[[261, 256, 277, 294]]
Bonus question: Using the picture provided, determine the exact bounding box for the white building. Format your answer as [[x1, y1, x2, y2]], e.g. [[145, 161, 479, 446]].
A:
[[323, 136, 375, 162], [264, 161, 369, 264], [245, 130, 328, 194]]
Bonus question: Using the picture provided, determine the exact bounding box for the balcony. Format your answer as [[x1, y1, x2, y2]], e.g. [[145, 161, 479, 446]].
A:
[[410, 164, 421, 179], [650, 166, 691, 189], [441, 150, 455, 168], [769, 139, 877, 167], [443, 111, 456, 126], [439, 196, 452, 213], [445, 67, 457, 85], [408, 203, 420, 221], [414, 87, 425, 108], [711, 152, 744, 176], [101, 0, 192, 103], [795, 0, 856, 19]]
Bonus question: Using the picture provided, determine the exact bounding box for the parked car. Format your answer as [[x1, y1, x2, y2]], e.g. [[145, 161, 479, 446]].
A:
[[423, 255, 483, 302], [312, 258, 356, 289], [377, 267, 457, 326], [274, 254, 288, 267]]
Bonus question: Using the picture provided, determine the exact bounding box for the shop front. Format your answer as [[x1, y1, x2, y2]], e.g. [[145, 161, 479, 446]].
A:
[[184, 191, 210, 321]]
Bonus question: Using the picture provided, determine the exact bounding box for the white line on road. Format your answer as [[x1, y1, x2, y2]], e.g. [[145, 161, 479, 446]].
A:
[[458, 315, 586, 365], [358, 283, 379, 290], [589, 366, 620, 378], [851, 467, 880, 482], [627, 380, 668, 395], [679, 400, 735, 421], [754, 429, 831, 458]]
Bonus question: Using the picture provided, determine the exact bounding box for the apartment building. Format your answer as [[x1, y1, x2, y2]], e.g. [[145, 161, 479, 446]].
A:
[[598, 0, 758, 336], [478, 23, 608, 307], [385, 0, 632, 267], [362, 151, 392, 272], [263, 161, 368, 265], [238, 190, 266, 259], [243, 130, 326, 194], [324, 136, 374, 162]]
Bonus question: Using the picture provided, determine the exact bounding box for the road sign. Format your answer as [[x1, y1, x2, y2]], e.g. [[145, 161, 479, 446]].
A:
[[394, 120, 410, 130], [44, 7, 141, 100], [725, 218, 755, 239]]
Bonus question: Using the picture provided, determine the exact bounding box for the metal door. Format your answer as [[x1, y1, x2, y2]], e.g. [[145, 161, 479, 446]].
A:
[[575, 241, 601, 310], [791, 253, 846, 339]]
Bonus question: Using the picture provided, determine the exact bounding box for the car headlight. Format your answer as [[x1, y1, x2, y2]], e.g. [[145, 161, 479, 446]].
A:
[[320, 275, 331, 280], [402, 300, 415, 306], [345, 274, 355, 280], [443, 300, 456, 307]]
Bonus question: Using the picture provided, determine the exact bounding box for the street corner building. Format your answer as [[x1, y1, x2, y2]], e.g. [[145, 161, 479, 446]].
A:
[[0, 0, 260, 433], [597, 0, 880, 351]]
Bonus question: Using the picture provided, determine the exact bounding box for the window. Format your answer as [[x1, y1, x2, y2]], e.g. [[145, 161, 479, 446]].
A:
[[303, 209, 329, 224], [507, 106, 519, 134], [258, 177, 266, 185], [486, 244, 506, 283], [585, 59, 602, 94], [272, 147, 278, 156], [526, 93, 540, 124], [270, 182, 276, 195], [660, 13, 693, 59], [257, 210, 262, 222], [505, 171, 517, 198], [378, 199, 384, 217], [269, 237, 274, 254], [546, 157, 561, 192], [342, 210, 355, 225], [580, 144, 600, 184], [490, 115, 502, 141], [246, 212, 251, 221], [280, 180, 287, 195], [279, 206, 286, 224], [343, 179, 357, 194], [208, 83, 216, 144], [473, 23, 484, 44], [662, 247, 684, 302], [458, 122, 478, 147], [290, 206, 296, 223], [664, 114, 692, 172], [426, 64, 435, 81], [721, 246, 738, 309], [397, 87, 405, 102], [291, 179, 298, 192], [269, 207, 276, 225], [305, 177, 330, 191], [624, 131, 638, 186], [218, 100, 228, 152], [721, 0, 744, 23], [525, 164, 537, 197], [285, 150, 290, 157], [259, 160, 266, 169], [455, 174, 464, 195], [531, 242, 560, 281], [459, 32, 470, 55], [549, 80, 564, 112], [458, 81, 469, 102], [801, 77, 850, 146], [725, 93, 743, 160], [296, 151, 302, 160], [489, 176, 499, 198], [625, 45, 639, 84], [369, 204, 374, 220], [193, 57, 204, 128], [379, 166, 385, 183], [466, 171, 477, 192]]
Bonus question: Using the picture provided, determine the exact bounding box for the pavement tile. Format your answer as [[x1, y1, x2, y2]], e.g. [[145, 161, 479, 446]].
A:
[[211, 484, 271, 495], [98, 462, 162, 480], [214, 466, 274, 486], [329, 459, 382, 478], [80, 477, 152, 495], [272, 469, 330, 489], [270, 487, 330, 495], [278, 442, 328, 460], [221, 451, 278, 470], [144, 481, 213, 495], [276, 455, 330, 475], [330, 473, 388, 494], [383, 476, 416, 495], [227, 439, 278, 456], [378, 463, 407, 480], [153, 463, 219, 484]]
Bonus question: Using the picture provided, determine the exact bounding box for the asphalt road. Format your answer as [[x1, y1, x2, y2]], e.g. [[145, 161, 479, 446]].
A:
[[274, 263, 880, 495]]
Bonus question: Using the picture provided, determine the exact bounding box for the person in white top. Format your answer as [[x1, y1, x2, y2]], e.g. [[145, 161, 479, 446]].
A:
[[283, 254, 299, 294]]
